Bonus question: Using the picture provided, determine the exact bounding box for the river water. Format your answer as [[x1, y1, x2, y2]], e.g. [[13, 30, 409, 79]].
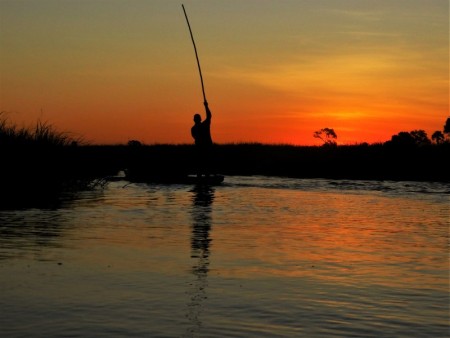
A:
[[0, 176, 448, 337]]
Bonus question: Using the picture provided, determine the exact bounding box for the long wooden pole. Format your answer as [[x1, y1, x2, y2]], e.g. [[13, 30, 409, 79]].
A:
[[182, 4, 207, 103]]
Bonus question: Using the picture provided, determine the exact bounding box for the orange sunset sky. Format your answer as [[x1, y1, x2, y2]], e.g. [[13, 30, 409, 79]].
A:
[[0, 0, 448, 145]]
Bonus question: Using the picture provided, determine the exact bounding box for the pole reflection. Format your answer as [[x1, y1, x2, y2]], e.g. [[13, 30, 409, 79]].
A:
[[184, 185, 215, 337]]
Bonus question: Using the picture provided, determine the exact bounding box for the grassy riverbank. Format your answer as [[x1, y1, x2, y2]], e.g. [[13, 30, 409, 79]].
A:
[[1, 115, 449, 198], [4, 141, 447, 209], [0, 116, 117, 207], [2, 140, 450, 187]]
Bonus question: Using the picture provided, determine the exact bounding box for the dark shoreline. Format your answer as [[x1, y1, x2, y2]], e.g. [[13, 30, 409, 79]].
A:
[[2, 143, 450, 183], [1, 142, 448, 208], [124, 143, 450, 182]]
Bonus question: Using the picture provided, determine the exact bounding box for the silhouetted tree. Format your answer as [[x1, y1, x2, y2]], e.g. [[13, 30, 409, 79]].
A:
[[431, 131, 444, 144], [410, 129, 431, 146], [444, 117, 450, 138], [313, 128, 337, 146], [388, 130, 431, 147], [389, 131, 415, 146], [128, 140, 142, 147]]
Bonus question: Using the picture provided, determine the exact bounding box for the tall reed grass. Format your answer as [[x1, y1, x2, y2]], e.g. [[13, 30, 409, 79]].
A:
[[0, 113, 117, 208], [0, 112, 76, 147]]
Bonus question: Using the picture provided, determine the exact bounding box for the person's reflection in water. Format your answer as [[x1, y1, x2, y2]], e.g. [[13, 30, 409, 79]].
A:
[[184, 185, 215, 337]]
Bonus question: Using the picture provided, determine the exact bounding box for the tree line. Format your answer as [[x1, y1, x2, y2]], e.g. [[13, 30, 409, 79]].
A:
[[314, 117, 450, 146]]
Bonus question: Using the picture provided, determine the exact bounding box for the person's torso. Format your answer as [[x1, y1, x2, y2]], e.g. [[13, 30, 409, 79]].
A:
[[192, 120, 212, 146]]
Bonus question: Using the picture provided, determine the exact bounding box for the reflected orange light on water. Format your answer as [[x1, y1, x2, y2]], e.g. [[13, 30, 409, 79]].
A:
[[211, 189, 447, 289], [1, 177, 447, 337]]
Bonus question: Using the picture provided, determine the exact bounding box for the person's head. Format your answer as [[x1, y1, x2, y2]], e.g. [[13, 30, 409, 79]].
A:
[[193, 114, 201, 123]]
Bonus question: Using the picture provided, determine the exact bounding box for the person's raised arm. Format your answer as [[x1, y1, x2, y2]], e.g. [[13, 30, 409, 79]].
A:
[[204, 101, 212, 121]]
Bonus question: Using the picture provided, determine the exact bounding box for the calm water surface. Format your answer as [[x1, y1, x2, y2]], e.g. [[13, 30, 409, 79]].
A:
[[0, 176, 448, 337]]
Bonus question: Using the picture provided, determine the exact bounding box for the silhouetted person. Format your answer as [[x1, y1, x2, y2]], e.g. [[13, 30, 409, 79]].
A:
[[191, 101, 213, 177]]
